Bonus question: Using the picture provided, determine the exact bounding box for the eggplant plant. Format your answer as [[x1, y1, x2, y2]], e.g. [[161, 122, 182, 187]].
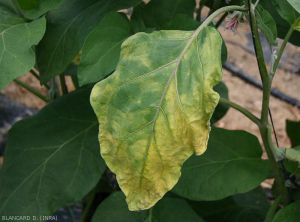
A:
[[0, 0, 300, 221]]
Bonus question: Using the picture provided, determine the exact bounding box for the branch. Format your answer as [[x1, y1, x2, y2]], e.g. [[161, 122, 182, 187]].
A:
[[14, 79, 50, 103], [219, 98, 261, 126]]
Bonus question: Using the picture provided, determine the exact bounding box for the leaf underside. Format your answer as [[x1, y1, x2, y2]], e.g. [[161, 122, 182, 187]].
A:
[[91, 27, 223, 211]]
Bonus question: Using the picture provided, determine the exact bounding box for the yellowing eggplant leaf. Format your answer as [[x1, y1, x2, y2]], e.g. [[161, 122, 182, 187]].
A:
[[90, 26, 223, 211]]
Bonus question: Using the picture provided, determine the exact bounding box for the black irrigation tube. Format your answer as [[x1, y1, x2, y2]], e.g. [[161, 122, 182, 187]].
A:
[[224, 62, 300, 109]]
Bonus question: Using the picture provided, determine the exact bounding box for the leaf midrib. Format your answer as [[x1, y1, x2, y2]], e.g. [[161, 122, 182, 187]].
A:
[[138, 28, 208, 187]]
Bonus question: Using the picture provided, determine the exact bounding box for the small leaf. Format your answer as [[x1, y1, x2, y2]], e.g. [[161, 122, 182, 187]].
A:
[[37, 0, 142, 82], [0, 87, 105, 217], [173, 128, 271, 201], [92, 192, 205, 222], [78, 12, 132, 86], [287, 0, 300, 14], [211, 81, 229, 123], [284, 146, 300, 177], [260, 1, 300, 46], [91, 27, 223, 210], [285, 146, 300, 162], [272, 0, 299, 25], [284, 121, 300, 176], [286, 120, 300, 147], [273, 200, 300, 222], [256, 5, 277, 45], [0, 5, 46, 89], [190, 188, 269, 222], [16, 0, 62, 19]]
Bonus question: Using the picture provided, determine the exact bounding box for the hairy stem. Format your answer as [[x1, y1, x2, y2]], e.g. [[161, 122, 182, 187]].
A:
[[14, 79, 50, 103], [260, 126, 290, 205], [219, 98, 261, 126], [246, 0, 290, 205], [247, 0, 270, 123]]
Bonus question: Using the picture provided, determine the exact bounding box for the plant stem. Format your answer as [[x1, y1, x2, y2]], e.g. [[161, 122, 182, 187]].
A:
[[14, 79, 50, 103], [59, 74, 69, 95], [80, 187, 97, 222], [246, 0, 290, 205], [200, 5, 247, 30], [247, 0, 270, 123], [30, 69, 50, 89], [148, 208, 153, 222], [264, 196, 281, 222], [260, 126, 290, 205], [270, 17, 300, 77], [219, 98, 261, 126]]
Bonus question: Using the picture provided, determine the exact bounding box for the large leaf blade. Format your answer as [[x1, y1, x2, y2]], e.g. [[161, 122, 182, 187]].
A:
[[0, 5, 45, 88], [16, 0, 63, 19], [78, 12, 132, 86], [173, 128, 271, 201], [190, 188, 269, 222], [92, 192, 205, 222], [91, 27, 223, 210], [0, 88, 105, 217], [37, 0, 141, 82], [131, 0, 196, 29]]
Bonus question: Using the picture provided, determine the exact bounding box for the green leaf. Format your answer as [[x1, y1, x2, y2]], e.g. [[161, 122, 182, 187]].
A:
[[211, 81, 229, 123], [91, 27, 223, 210], [0, 5, 46, 89], [256, 5, 277, 45], [260, 0, 300, 46], [37, 0, 142, 82], [131, 0, 196, 29], [173, 128, 271, 201], [272, 0, 299, 25], [284, 146, 300, 176], [0, 87, 105, 217], [92, 192, 205, 222], [273, 200, 300, 222], [190, 188, 269, 222], [201, 0, 243, 11], [287, 0, 300, 14], [286, 146, 300, 162], [163, 14, 200, 31], [286, 120, 300, 147], [16, 0, 62, 19], [284, 121, 300, 176], [131, 12, 199, 34], [78, 12, 132, 86]]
